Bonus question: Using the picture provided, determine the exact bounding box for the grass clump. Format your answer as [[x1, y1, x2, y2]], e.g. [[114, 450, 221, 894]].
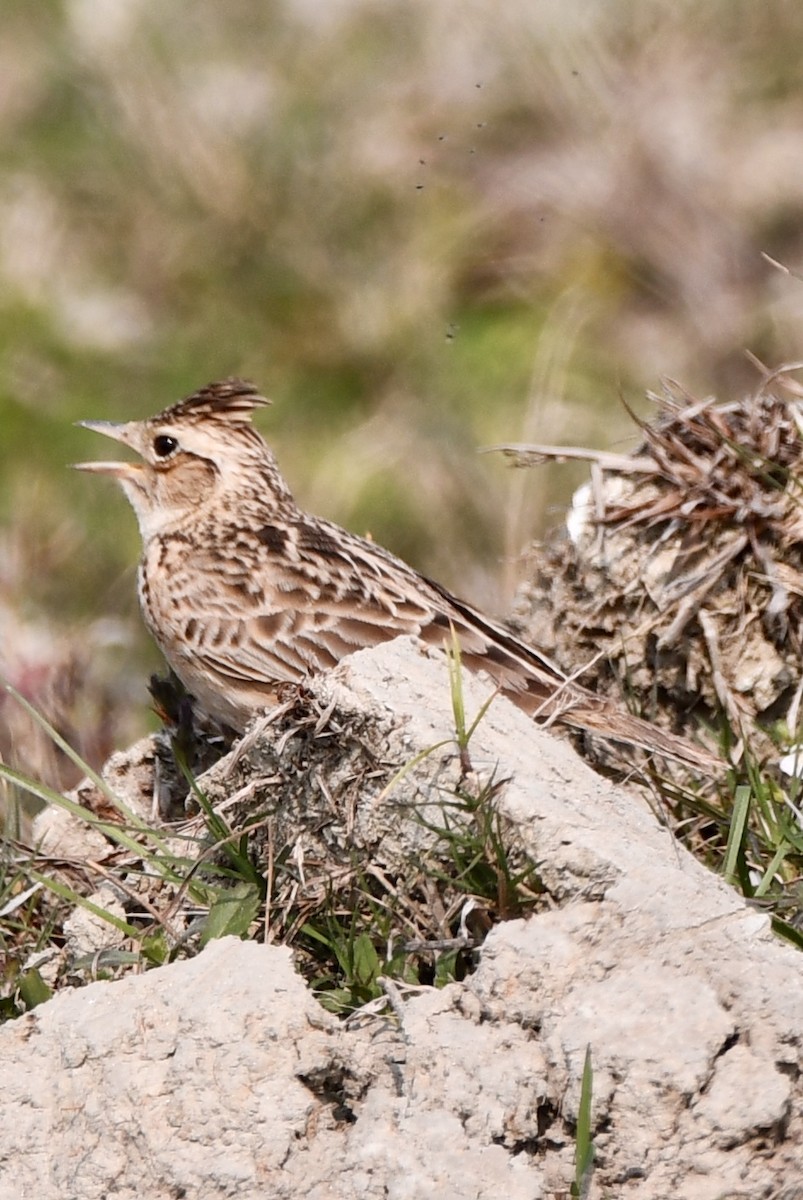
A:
[[0, 645, 543, 1022], [659, 741, 803, 950]]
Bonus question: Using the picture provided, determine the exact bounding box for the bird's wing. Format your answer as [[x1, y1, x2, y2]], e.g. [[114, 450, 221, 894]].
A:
[[231, 519, 451, 682], [170, 516, 715, 767], [187, 513, 577, 717], [164, 515, 444, 688]]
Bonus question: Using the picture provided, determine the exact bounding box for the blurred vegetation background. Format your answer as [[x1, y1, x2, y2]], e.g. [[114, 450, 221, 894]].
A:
[[4, 0, 803, 787]]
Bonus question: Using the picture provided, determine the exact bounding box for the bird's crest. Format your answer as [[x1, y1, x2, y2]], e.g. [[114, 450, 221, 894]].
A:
[[154, 378, 271, 426]]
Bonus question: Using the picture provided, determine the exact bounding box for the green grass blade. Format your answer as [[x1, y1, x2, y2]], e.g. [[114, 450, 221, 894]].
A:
[[373, 740, 452, 803], [1, 679, 138, 818], [0, 761, 184, 874], [28, 868, 142, 939], [771, 915, 803, 951], [446, 623, 467, 747], [753, 841, 790, 898], [465, 689, 499, 742], [572, 1045, 595, 1199], [723, 785, 751, 886], [1, 677, 162, 832]]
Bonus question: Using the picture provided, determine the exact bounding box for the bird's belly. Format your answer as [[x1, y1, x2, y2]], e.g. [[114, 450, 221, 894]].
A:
[[137, 557, 274, 731]]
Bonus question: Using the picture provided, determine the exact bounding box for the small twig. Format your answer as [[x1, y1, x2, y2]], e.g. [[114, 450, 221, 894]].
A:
[[400, 936, 473, 953], [656, 534, 749, 641], [698, 609, 743, 730], [224, 702, 297, 772], [379, 976, 410, 1037], [760, 252, 803, 284], [787, 678, 803, 742], [82, 859, 184, 941], [656, 591, 708, 650], [215, 777, 282, 816], [313, 695, 338, 735], [745, 343, 803, 397], [483, 442, 658, 473], [749, 527, 790, 625], [588, 459, 607, 558]]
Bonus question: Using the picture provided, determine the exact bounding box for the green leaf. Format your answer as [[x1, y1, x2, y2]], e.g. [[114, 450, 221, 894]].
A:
[[315, 988, 353, 1015], [18, 968, 53, 1011], [140, 931, 171, 966], [352, 932, 381, 989], [199, 882, 262, 947], [434, 948, 462, 986]]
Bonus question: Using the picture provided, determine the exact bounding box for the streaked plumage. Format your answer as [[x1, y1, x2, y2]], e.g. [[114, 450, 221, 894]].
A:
[[76, 378, 712, 766]]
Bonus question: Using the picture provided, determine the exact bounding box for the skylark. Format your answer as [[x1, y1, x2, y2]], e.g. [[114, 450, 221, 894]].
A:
[[76, 378, 711, 765]]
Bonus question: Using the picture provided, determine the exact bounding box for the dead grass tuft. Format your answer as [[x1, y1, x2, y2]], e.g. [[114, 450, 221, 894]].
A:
[[508, 368, 803, 762]]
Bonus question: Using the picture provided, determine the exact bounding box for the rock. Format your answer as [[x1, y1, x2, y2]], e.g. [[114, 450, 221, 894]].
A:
[[62, 885, 128, 959], [5, 636, 803, 1198]]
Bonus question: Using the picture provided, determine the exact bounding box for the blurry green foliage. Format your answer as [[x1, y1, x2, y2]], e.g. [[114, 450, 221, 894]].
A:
[[3, 0, 803, 756]]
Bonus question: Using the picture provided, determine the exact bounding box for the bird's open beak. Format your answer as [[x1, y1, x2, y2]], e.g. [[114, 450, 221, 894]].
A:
[[72, 420, 143, 477]]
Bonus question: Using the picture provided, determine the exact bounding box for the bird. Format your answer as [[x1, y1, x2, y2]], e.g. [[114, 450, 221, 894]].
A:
[[75, 378, 713, 767]]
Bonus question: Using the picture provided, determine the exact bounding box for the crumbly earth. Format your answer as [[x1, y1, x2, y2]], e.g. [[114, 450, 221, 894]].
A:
[[6, 637, 803, 1199]]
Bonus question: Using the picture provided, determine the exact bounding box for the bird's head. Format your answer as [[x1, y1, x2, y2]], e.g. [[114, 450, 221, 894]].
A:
[[75, 379, 293, 538]]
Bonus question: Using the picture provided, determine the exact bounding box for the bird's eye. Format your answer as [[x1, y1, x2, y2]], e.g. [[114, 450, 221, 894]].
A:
[[153, 434, 179, 459]]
